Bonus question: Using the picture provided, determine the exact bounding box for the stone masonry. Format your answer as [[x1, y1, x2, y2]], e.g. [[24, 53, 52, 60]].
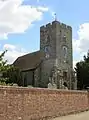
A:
[[40, 20, 74, 89], [13, 20, 76, 89]]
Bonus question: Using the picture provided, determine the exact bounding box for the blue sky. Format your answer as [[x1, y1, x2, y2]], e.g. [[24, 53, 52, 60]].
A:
[[0, 0, 89, 67]]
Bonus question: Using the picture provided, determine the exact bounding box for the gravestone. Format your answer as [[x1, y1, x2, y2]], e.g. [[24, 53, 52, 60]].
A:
[[52, 83, 57, 89], [48, 82, 53, 89]]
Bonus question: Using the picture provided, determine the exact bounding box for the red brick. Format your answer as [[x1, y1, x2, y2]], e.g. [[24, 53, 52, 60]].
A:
[[0, 86, 89, 120]]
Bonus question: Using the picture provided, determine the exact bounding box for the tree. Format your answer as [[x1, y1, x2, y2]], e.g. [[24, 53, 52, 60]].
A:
[[3, 66, 22, 86], [75, 50, 89, 90], [0, 50, 22, 86], [0, 50, 8, 71]]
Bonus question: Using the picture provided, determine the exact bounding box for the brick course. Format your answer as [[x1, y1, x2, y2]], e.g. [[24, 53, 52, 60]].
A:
[[0, 86, 89, 120]]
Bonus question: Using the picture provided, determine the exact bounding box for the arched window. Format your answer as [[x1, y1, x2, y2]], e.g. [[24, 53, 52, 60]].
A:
[[63, 35, 66, 42], [45, 46, 49, 52], [62, 46, 68, 58], [44, 46, 50, 59]]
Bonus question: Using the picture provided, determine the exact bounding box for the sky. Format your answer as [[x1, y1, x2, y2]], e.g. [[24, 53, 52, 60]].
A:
[[0, 0, 89, 68]]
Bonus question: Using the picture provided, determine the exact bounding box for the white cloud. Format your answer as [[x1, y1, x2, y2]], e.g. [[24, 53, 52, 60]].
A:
[[73, 39, 81, 53], [73, 22, 89, 68], [4, 44, 16, 50], [37, 6, 49, 12], [73, 60, 78, 69], [0, 0, 49, 40], [73, 23, 89, 53], [1, 43, 28, 64]]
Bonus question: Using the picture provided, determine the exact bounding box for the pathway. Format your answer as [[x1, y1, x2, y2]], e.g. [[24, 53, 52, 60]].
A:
[[51, 111, 89, 120]]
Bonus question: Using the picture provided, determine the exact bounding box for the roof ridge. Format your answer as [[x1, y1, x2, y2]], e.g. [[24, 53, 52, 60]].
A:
[[18, 50, 40, 59]]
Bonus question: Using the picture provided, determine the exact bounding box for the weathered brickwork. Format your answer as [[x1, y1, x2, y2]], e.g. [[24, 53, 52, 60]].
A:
[[0, 87, 89, 120]]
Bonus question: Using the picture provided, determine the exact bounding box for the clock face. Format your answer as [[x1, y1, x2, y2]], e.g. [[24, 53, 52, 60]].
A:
[[62, 46, 68, 59]]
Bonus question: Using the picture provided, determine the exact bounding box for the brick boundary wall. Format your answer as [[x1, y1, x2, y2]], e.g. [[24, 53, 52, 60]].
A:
[[0, 86, 89, 120]]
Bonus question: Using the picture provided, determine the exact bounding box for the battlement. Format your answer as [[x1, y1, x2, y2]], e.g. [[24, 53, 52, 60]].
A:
[[60, 23, 72, 30], [40, 20, 72, 31], [40, 22, 52, 31], [60, 23, 67, 28], [66, 25, 72, 30], [46, 23, 52, 28], [52, 20, 60, 25], [40, 25, 46, 31], [40, 21, 60, 31]]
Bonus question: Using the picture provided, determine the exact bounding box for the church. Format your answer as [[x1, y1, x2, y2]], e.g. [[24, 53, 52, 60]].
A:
[[13, 20, 77, 89]]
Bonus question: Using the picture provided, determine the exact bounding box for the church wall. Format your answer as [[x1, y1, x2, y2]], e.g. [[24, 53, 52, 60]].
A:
[[0, 86, 89, 120], [56, 23, 73, 69], [40, 21, 74, 89], [21, 70, 34, 87], [40, 22, 56, 59], [40, 59, 56, 88], [55, 23, 73, 89], [34, 66, 41, 87], [40, 21, 57, 88], [26, 71, 34, 85]]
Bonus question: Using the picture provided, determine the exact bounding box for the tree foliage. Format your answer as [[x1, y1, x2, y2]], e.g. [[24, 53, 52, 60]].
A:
[[0, 50, 22, 86], [75, 50, 89, 90]]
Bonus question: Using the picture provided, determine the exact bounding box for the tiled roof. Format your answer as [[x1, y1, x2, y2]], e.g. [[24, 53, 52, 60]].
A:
[[13, 50, 45, 71]]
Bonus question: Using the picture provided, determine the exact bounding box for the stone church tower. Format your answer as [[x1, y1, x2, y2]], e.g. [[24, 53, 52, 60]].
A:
[[40, 20, 74, 89], [14, 20, 77, 90]]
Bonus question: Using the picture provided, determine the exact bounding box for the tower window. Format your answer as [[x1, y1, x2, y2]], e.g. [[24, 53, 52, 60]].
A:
[[62, 46, 68, 59], [44, 46, 50, 59], [63, 35, 66, 42], [63, 71, 67, 79], [45, 46, 49, 52], [44, 46, 51, 53]]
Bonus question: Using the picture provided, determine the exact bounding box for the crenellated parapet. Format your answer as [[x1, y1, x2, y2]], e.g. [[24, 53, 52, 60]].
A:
[[40, 20, 72, 32]]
